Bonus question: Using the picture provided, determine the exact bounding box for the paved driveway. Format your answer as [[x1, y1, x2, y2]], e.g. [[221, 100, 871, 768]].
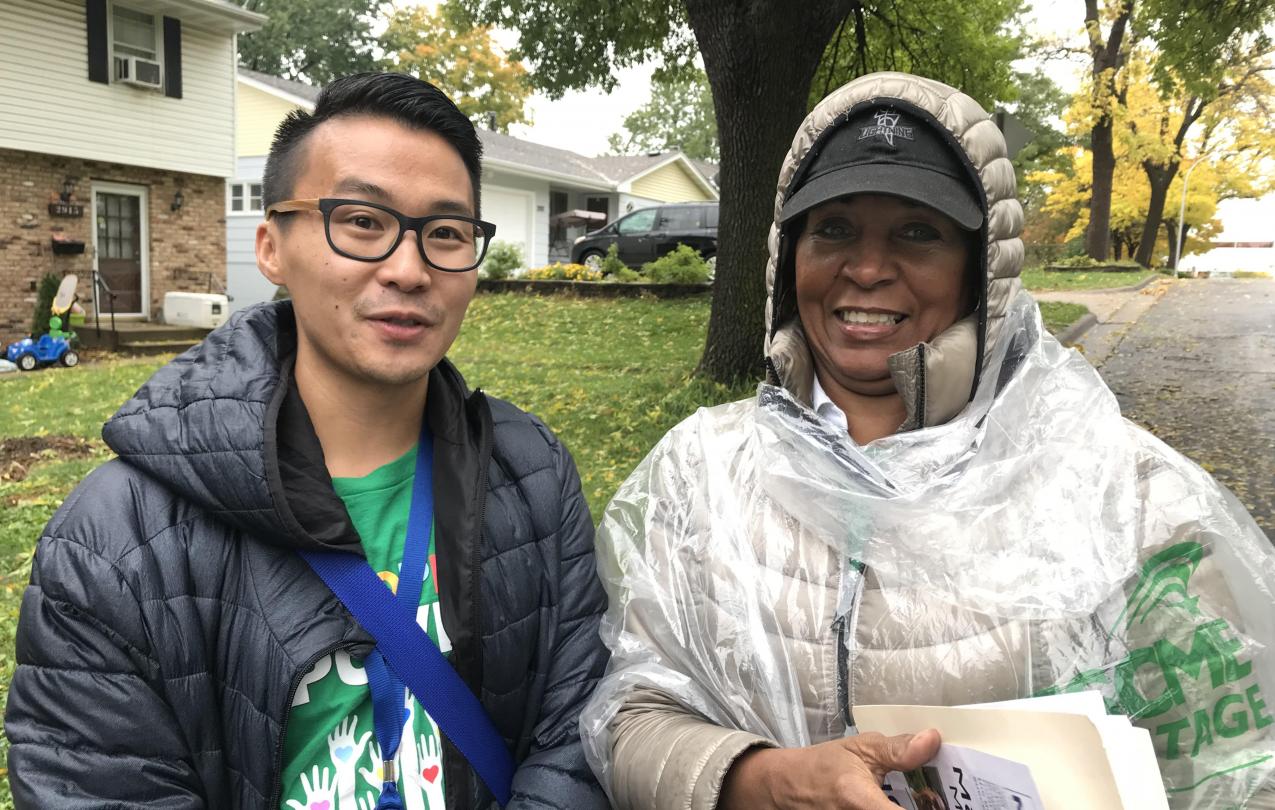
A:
[[1096, 278, 1275, 541]]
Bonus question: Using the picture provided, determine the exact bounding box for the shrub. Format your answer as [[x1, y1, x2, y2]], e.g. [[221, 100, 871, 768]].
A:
[[482, 240, 523, 280], [599, 243, 628, 277], [607, 266, 643, 283], [641, 243, 712, 284], [525, 262, 603, 281], [1050, 255, 1142, 270], [31, 272, 60, 336]]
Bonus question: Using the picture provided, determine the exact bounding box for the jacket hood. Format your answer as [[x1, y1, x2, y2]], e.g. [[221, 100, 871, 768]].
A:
[[765, 71, 1024, 430], [101, 301, 475, 554]]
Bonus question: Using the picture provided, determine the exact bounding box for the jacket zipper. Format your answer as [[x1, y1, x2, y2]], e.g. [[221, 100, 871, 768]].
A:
[[465, 390, 494, 803], [838, 560, 867, 730], [268, 640, 360, 809]]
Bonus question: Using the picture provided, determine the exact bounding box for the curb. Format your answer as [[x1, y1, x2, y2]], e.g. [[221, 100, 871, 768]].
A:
[[1057, 312, 1099, 346], [1036, 274, 1162, 296], [1106, 274, 1162, 294]]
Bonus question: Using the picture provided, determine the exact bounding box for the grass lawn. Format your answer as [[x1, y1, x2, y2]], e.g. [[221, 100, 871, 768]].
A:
[[1038, 301, 1091, 335], [1021, 266, 1156, 291], [0, 290, 1089, 803]]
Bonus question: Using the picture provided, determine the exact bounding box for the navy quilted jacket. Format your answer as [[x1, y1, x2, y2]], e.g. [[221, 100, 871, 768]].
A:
[[5, 302, 610, 810]]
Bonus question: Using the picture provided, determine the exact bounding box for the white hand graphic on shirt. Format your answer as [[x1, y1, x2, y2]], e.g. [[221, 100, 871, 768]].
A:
[[408, 731, 445, 809], [327, 715, 373, 810], [397, 702, 427, 810], [355, 790, 380, 810], [359, 741, 385, 790], [286, 765, 337, 810]]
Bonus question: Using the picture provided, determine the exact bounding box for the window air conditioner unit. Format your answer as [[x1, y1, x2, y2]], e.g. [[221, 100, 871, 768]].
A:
[[115, 56, 163, 89]]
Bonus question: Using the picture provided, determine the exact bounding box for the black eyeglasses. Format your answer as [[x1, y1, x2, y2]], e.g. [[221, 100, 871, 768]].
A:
[[266, 198, 497, 272]]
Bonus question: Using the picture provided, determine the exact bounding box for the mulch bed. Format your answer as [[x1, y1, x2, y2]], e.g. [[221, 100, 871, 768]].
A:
[[1, 435, 101, 483]]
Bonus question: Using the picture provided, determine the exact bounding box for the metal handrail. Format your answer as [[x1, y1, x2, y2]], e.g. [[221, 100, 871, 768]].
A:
[[91, 270, 118, 339], [204, 272, 233, 301]]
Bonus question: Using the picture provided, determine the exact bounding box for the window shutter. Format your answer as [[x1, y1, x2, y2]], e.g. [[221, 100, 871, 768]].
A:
[[163, 17, 182, 98], [86, 0, 108, 84]]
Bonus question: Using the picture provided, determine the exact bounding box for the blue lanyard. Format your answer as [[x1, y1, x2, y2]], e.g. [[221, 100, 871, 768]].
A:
[[365, 428, 434, 810]]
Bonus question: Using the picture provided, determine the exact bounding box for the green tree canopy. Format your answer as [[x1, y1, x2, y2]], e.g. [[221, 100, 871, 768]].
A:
[[810, 0, 1023, 107], [380, 4, 533, 132], [607, 67, 718, 161], [235, 0, 384, 85]]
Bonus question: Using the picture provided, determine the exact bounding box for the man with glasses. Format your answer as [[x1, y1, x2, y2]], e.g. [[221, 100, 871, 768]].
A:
[[6, 73, 609, 810]]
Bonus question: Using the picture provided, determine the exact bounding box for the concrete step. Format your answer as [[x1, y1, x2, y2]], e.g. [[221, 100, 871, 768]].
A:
[[78, 321, 210, 351], [116, 338, 204, 356]]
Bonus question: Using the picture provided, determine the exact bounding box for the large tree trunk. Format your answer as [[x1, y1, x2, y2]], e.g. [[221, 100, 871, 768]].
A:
[[1083, 0, 1132, 262], [688, 0, 852, 384], [1134, 160, 1178, 267], [1087, 117, 1115, 260]]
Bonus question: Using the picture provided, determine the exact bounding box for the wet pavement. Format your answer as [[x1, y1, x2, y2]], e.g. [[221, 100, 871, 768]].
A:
[[1096, 278, 1275, 542]]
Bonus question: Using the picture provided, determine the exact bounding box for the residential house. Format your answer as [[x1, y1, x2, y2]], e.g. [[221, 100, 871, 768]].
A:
[[0, 0, 264, 337], [228, 68, 720, 311], [1178, 196, 1275, 276]]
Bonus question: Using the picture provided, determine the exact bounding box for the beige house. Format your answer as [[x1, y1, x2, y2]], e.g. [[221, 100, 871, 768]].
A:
[[0, 0, 263, 337], [227, 69, 720, 310]]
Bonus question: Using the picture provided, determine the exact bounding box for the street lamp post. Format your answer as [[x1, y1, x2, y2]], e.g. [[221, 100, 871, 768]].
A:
[[1176, 154, 1211, 278]]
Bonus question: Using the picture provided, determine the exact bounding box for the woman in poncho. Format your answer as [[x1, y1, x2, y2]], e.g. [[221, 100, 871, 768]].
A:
[[581, 72, 1275, 810]]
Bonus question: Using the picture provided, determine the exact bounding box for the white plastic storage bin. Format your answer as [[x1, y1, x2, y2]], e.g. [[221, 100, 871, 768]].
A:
[[163, 292, 228, 329]]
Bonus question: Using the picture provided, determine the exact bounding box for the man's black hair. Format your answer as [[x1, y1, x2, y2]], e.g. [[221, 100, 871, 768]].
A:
[[263, 72, 483, 218]]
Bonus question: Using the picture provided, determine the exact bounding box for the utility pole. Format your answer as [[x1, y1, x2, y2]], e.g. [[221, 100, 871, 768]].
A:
[[1176, 153, 1212, 278]]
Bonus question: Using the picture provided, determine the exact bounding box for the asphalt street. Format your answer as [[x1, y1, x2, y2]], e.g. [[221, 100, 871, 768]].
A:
[[1097, 278, 1275, 542]]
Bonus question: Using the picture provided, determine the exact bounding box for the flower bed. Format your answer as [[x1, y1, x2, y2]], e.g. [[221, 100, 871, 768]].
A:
[[477, 279, 710, 299]]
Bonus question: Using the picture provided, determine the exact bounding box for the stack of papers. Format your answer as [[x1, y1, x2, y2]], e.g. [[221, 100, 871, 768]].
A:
[[856, 691, 1170, 809]]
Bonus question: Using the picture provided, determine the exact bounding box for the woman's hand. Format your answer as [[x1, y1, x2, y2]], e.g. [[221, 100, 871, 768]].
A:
[[719, 729, 941, 810]]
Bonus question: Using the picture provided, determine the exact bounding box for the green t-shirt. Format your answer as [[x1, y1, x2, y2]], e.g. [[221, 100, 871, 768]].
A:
[[279, 447, 450, 810]]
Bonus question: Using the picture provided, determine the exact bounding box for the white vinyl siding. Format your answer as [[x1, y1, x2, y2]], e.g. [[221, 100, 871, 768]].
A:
[[0, 0, 238, 177]]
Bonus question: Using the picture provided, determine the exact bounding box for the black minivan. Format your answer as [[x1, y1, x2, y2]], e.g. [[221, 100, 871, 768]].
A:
[[570, 202, 718, 267]]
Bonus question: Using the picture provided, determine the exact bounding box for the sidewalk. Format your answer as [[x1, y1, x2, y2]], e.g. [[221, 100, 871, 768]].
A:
[[1034, 278, 1173, 367]]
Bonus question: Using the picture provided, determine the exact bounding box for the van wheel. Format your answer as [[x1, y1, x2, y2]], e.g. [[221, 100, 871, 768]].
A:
[[581, 250, 604, 270]]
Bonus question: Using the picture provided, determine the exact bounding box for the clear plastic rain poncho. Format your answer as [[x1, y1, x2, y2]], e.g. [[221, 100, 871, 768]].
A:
[[581, 289, 1275, 809]]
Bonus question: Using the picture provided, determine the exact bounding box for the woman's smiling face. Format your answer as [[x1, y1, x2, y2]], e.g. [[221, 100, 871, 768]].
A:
[[794, 193, 973, 397]]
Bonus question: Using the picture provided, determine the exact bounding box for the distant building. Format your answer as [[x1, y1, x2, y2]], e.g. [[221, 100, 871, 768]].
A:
[[0, 0, 263, 335], [229, 69, 720, 311], [1179, 197, 1275, 276]]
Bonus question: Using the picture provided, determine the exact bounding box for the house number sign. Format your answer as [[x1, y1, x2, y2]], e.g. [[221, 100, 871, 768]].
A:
[[48, 202, 85, 217]]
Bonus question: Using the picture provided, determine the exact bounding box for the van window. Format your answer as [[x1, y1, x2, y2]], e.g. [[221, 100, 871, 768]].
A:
[[617, 208, 658, 235], [658, 206, 702, 231], [705, 205, 719, 228]]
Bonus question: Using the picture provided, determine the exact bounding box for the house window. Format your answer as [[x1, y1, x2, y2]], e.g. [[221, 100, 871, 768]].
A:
[[112, 5, 157, 61], [550, 191, 569, 217], [229, 182, 264, 213], [586, 196, 610, 222]]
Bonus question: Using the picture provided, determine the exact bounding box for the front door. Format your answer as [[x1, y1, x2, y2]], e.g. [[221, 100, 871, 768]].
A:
[[93, 184, 148, 315]]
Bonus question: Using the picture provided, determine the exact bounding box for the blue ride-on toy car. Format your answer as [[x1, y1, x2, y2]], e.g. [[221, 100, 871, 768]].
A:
[[5, 332, 78, 371]]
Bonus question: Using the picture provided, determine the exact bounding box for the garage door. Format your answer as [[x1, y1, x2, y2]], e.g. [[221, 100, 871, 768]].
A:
[[482, 186, 534, 266]]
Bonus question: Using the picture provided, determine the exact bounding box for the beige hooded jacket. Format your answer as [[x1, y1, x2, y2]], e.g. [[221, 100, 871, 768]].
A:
[[581, 72, 1275, 810]]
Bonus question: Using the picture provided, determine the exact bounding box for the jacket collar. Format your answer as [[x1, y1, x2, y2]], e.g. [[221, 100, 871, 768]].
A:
[[104, 301, 488, 557]]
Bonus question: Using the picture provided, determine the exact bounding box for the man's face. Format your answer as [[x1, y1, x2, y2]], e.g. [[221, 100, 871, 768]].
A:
[[257, 115, 478, 388]]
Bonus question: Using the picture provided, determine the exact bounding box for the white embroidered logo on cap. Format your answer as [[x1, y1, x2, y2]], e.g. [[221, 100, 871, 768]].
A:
[[859, 110, 914, 146]]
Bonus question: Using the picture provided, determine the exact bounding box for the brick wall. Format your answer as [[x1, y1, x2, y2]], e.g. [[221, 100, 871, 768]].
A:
[[0, 147, 225, 338]]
